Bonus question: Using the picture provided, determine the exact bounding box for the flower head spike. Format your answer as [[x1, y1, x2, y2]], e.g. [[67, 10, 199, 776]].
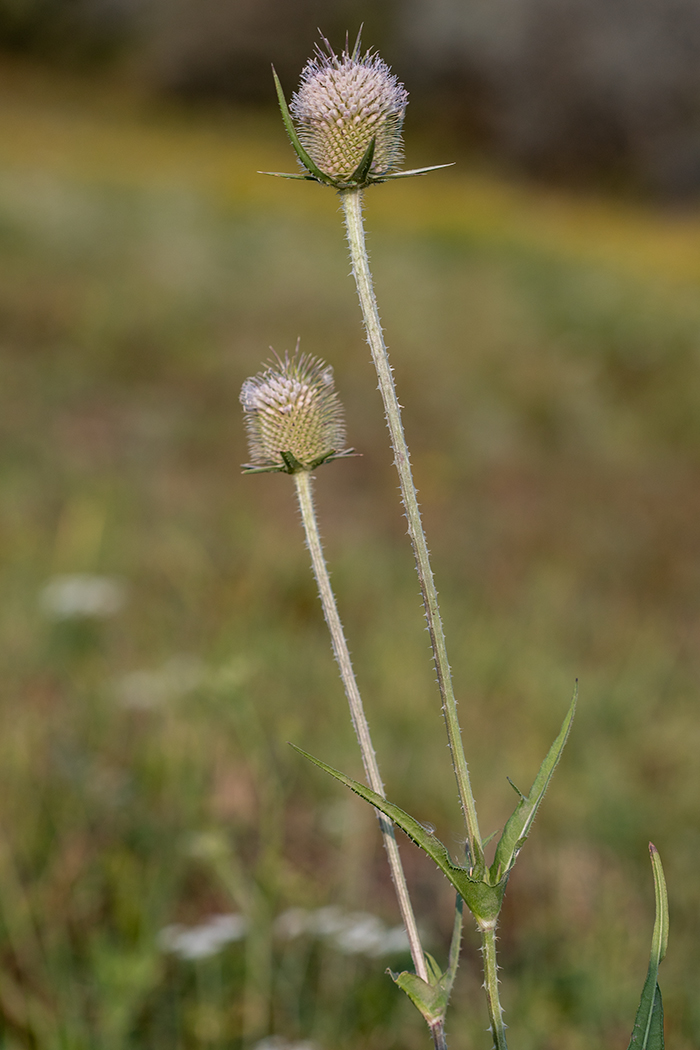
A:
[[264, 35, 453, 189], [240, 351, 354, 474]]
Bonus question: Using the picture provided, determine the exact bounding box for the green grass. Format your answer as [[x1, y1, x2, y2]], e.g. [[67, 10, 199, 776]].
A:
[[0, 60, 700, 1049]]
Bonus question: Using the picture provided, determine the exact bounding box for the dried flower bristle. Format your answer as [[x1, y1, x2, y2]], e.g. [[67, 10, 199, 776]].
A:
[[240, 352, 349, 473], [290, 40, 408, 181]]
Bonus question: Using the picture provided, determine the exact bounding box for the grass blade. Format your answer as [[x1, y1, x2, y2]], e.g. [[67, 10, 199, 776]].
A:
[[627, 845, 669, 1050]]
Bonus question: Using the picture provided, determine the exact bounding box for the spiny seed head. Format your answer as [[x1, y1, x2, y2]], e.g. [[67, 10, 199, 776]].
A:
[[290, 38, 408, 183], [240, 352, 349, 474]]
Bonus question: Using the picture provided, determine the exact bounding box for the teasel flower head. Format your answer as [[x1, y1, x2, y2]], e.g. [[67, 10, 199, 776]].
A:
[[291, 38, 407, 183], [240, 350, 355, 474], [263, 35, 452, 190]]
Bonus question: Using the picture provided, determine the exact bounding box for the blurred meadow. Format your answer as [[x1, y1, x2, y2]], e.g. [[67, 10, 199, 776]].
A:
[[1, 54, 700, 1050]]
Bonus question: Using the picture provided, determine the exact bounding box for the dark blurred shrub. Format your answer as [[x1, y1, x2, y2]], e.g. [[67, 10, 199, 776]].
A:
[[0, 0, 136, 65], [401, 0, 700, 197], [140, 0, 398, 101]]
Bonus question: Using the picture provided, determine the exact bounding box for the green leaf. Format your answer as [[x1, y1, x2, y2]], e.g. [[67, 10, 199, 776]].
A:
[[442, 893, 463, 1002], [291, 745, 457, 874], [390, 955, 446, 1025], [290, 745, 504, 922], [271, 68, 335, 187], [649, 844, 669, 965], [490, 685, 577, 883], [390, 898, 462, 1026], [627, 845, 669, 1050]]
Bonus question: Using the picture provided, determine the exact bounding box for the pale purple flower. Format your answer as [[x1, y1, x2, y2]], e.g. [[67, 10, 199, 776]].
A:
[[290, 39, 408, 182]]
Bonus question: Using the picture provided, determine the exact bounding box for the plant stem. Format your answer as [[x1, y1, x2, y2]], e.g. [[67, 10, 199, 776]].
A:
[[294, 470, 431, 991], [480, 923, 508, 1050], [340, 186, 484, 873], [430, 1021, 449, 1050]]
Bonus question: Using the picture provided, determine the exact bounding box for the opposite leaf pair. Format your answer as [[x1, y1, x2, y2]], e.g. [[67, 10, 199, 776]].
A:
[[292, 687, 577, 929]]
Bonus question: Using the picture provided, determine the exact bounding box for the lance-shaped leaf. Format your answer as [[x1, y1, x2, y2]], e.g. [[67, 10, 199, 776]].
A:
[[490, 686, 577, 884], [291, 745, 505, 922], [389, 895, 463, 1025], [627, 844, 669, 1050], [271, 68, 336, 187]]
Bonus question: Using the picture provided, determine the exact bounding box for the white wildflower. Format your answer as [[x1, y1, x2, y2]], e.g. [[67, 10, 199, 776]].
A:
[[115, 655, 205, 711], [158, 914, 248, 960], [274, 905, 410, 957], [40, 574, 126, 619]]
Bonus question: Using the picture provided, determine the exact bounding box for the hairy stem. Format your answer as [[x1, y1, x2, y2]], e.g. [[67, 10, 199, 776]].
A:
[[340, 186, 484, 873], [430, 1021, 449, 1050], [294, 470, 431, 989], [481, 924, 508, 1050]]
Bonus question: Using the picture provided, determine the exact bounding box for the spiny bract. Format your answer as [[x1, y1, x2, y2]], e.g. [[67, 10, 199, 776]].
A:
[[240, 352, 348, 473]]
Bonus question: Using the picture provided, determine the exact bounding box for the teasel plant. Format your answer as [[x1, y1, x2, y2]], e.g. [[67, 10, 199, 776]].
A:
[[244, 33, 671, 1050], [240, 350, 458, 1050]]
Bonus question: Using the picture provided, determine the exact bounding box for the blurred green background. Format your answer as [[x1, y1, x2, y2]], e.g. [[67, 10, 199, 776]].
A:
[[2, 13, 700, 1049]]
